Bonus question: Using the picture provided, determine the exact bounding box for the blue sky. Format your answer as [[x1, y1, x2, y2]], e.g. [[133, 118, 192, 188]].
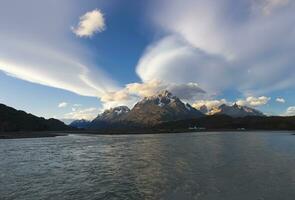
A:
[[0, 0, 294, 122]]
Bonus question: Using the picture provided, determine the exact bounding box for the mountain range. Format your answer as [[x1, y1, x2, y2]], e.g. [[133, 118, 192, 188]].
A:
[[0, 90, 294, 137], [71, 90, 266, 129]]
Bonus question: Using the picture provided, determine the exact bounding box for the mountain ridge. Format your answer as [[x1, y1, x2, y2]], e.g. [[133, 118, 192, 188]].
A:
[[202, 103, 265, 117]]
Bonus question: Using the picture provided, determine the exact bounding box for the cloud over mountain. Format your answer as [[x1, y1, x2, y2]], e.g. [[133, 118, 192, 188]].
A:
[[100, 80, 206, 110]]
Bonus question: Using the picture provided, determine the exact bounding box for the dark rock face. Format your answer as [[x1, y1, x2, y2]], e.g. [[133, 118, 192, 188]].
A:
[[0, 104, 70, 132], [94, 106, 130, 122]]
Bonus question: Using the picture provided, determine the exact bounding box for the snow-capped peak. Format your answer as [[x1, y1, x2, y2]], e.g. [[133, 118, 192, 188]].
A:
[[111, 106, 130, 115]]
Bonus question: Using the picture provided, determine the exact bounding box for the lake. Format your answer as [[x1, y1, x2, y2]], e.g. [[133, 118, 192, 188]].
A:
[[1, 131, 295, 200]]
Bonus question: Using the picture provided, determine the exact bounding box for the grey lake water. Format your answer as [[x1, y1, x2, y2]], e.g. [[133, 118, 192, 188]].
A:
[[1, 132, 295, 200]]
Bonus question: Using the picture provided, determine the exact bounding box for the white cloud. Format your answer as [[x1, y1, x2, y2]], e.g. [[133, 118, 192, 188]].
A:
[[72, 9, 105, 37], [285, 106, 295, 116], [58, 102, 68, 108], [236, 96, 271, 107], [63, 107, 99, 120], [276, 97, 285, 103]]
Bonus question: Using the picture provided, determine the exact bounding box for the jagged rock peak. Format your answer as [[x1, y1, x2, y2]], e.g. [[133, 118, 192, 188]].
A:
[[144, 90, 175, 100], [102, 106, 130, 115], [138, 90, 179, 107], [158, 90, 173, 98]]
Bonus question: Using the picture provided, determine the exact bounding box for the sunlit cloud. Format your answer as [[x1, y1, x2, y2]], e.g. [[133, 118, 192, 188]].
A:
[[236, 96, 271, 107], [72, 9, 106, 38]]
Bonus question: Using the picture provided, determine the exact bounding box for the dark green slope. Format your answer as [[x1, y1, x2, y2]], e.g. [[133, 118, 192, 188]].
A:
[[0, 104, 70, 132], [156, 115, 295, 131]]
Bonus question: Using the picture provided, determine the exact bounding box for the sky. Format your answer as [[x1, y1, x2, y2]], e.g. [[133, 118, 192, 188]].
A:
[[0, 0, 294, 122]]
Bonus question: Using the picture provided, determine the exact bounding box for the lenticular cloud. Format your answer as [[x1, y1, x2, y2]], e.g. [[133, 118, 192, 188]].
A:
[[139, 0, 295, 96]]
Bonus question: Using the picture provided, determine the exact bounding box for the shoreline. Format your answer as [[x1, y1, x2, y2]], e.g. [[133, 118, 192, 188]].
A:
[[0, 131, 68, 139], [1, 129, 294, 139]]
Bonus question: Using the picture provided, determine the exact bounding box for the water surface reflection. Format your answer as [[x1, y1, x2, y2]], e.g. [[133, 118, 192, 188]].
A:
[[1, 131, 295, 200]]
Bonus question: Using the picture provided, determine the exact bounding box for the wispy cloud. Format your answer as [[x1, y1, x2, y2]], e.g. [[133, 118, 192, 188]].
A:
[[0, 1, 118, 100], [72, 9, 105, 37]]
